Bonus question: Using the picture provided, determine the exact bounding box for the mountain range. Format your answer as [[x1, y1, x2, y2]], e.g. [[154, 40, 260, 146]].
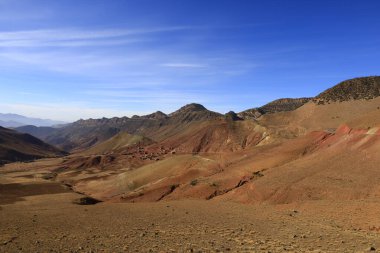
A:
[[0, 113, 67, 128], [0, 76, 377, 206], [13, 76, 380, 153]]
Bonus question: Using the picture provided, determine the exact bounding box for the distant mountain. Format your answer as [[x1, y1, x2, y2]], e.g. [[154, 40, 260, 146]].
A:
[[15, 125, 58, 140], [0, 113, 67, 127], [0, 126, 66, 165], [14, 76, 380, 153], [0, 119, 25, 128], [16, 103, 224, 152]]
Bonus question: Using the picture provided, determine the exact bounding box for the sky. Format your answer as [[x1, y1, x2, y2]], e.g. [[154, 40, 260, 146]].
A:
[[0, 0, 379, 121]]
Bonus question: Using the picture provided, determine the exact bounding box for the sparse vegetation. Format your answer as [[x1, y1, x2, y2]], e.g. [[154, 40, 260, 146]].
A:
[[210, 182, 219, 187], [190, 179, 198, 186], [170, 184, 179, 191], [72, 196, 101, 205], [252, 171, 264, 177], [315, 76, 380, 103], [259, 98, 312, 114]]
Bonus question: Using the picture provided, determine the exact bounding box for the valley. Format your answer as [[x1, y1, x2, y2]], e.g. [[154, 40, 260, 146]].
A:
[[1, 76, 380, 252]]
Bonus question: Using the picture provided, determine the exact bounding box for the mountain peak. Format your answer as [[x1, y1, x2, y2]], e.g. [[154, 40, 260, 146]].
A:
[[169, 103, 207, 116], [178, 103, 207, 112], [141, 111, 168, 120], [168, 103, 222, 122], [225, 111, 243, 121]]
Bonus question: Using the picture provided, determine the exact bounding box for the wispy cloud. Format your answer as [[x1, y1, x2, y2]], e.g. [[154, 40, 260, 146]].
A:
[[0, 38, 146, 48], [0, 25, 259, 120], [0, 27, 193, 48], [160, 63, 207, 68]]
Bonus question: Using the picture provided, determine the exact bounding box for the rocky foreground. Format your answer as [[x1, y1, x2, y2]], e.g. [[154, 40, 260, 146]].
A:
[[1, 166, 380, 253]]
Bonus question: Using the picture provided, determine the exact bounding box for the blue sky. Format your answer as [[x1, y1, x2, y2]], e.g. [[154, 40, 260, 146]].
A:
[[0, 0, 379, 121]]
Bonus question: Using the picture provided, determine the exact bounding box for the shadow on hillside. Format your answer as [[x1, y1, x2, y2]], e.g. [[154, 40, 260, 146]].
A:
[[0, 182, 69, 205]]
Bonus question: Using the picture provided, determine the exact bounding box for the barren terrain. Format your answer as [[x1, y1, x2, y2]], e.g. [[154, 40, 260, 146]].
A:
[[1, 77, 380, 252], [1, 166, 380, 253]]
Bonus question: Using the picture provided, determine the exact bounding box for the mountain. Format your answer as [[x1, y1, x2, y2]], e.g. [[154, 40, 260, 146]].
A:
[[132, 111, 168, 120], [0, 113, 67, 127], [238, 98, 312, 119], [18, 103, 224, 152], [82, 132, 155, 155], [258, 77, 380, 138], [315, 76, 380, 103], [169, 103, 222, 122], [17, 77, 380, 152], [259, 97, 312, 114], [15, 125, 58, 140], [44, 116, 164, 152], [1, 76, 380, 205], [43, 75, 379, 203], [0, 126, 66, 165]]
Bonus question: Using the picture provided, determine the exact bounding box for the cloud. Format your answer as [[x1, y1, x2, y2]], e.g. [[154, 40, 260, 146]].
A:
[[160, 63, 207, 68], [0, 27, 193, 48], [0, 25, 257, 81], [0, 25, 260, 120], [0, 38, 146, 48]]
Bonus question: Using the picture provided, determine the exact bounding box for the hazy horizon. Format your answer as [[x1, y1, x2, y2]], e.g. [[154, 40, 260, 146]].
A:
[[1, 0, 379, 121]]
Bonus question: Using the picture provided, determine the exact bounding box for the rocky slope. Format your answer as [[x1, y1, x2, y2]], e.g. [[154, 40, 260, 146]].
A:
[[315, 76, 380, 103], [237, 98, 311, 119], [0, 126, 66, 165], [259, 98, 312, 113], [18, 104, 223, 152]]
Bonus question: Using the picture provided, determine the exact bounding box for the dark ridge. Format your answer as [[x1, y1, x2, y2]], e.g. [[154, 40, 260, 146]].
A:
[[259, 97, 312, 114], [225, 111, 243, 121], [0, 127, 66, 165], [237, 108, 264, 120], [315, 76, 380, 103], [237, 98, 311, 119], [169, 103, 222, 122], [14, 125, 57, 140]]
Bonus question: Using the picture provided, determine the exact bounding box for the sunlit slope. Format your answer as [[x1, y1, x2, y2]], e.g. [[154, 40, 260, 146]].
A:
[[259, 96, 380, 136], [219, 124, 380, 203], [82, 132, 154, 155]]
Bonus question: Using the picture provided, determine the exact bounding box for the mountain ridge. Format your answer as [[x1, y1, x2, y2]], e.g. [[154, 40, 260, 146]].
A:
[[14, 76, 380, 152], [315, 76, 380, 103], [0, 126, 66, 165], [0, 113, 67, 127]]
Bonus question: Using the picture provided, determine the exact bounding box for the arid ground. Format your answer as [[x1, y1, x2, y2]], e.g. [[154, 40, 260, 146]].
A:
[[1, 159, 380, 253]]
